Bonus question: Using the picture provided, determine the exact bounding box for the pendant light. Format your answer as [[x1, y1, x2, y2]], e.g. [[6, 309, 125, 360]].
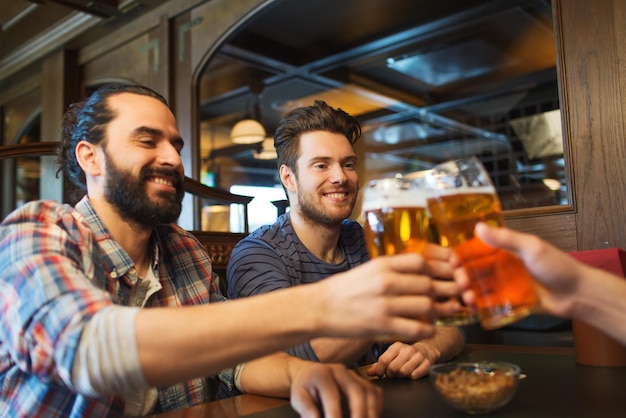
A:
[[230, 79, 266, 144]]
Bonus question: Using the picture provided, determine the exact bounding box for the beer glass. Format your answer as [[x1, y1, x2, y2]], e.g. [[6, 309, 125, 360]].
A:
[[361, 175, 478, 326], [424, 157, 540, 330], [362, 176, 431, 257]]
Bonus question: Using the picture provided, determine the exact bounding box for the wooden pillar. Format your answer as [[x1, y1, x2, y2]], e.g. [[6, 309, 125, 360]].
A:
[[172, 9, 195, 230], [40, 50, 80, 202]]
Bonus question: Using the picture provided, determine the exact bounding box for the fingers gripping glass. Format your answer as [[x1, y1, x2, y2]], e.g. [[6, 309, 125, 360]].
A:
[[424, 157, 540, 330], [361, 175, 478, 327]]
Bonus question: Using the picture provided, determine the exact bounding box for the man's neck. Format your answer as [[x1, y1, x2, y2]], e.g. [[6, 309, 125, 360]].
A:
[[289, 212, 343, 264], [88, 196, 152, 274]]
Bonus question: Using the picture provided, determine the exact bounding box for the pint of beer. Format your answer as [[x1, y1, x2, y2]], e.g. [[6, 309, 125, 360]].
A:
[[361, 176, 478, 326], [361, 177, 431, 258], [425, 157, 540, 330]]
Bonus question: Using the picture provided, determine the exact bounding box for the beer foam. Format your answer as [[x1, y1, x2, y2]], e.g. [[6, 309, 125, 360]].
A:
[[361, 178, 428, 211], [428, 185, 496, 197]]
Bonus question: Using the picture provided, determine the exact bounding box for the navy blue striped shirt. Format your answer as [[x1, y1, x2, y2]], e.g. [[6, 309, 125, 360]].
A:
[[226, 213, 371, 361]]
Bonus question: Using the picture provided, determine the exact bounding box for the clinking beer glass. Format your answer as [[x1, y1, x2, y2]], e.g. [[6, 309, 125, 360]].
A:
[[361, 175, 478, 326], [424, 157, 540, 330]]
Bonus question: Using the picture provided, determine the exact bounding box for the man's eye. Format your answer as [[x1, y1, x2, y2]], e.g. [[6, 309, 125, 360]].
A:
[[173, 142, 185, 154]]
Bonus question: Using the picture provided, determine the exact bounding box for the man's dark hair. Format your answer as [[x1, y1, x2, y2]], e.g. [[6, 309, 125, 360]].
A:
[[56, 83, 168, 198], [273, 100, 361, 175]]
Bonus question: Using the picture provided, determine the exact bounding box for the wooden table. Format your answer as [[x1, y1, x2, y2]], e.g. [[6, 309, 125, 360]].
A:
[[150, 344, 626, 417]]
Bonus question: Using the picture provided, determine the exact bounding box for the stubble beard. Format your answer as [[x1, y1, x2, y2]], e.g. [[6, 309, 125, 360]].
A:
[[297, 182, 357, 228]]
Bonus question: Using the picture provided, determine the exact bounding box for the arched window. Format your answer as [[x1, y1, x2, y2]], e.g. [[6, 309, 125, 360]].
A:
[[197, 0, 566, 230]]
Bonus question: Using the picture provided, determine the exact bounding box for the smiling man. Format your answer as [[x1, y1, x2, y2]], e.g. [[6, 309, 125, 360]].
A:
[[226, 100, 464, 398]]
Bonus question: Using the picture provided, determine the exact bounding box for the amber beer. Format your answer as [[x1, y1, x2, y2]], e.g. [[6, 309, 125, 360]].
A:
[[427, 187, 540, 330], [362, 177, 431, 257], [362, 176, 477, 326], [362, 206, 431, 257]]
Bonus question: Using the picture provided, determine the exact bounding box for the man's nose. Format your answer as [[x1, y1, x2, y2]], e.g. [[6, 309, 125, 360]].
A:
[[158, 142, 182, 167], [329, 164, 348, 183]]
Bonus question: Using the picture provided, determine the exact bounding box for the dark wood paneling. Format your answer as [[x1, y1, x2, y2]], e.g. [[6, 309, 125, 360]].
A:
[[505, 212, 578, 252], [555, 0, 626, 251]]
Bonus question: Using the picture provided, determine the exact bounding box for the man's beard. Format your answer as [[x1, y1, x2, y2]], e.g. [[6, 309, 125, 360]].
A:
[[103, 151, 184, 227], [297, 181, 357, 228]]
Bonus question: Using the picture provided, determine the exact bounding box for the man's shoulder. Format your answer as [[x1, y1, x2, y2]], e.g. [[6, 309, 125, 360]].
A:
[[2, 200, 78, 226], [243, 214, 290, 242], [231, 215, 293, 259], [0, 200, 95, 258]]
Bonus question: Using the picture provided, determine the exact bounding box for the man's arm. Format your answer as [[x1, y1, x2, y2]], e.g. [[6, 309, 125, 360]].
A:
[[239, 352, 383, 418], [413, 326, 465, 363], [366, 326, 464, 380], [135, 254, 461, 386], [309, 337, 375, 365]]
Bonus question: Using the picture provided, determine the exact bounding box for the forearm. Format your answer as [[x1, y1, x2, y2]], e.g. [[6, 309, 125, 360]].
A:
[[238, 352, 304, 397], [412, 326, 464, 362], [135, 288, 323, 386], [573, 265, 626, 346], [310, 337, 374, 365]]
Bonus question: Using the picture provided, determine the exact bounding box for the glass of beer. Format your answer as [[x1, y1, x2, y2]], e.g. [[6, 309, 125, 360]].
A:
[[424, 157, 540, 330], [361, 175, 478, 326]]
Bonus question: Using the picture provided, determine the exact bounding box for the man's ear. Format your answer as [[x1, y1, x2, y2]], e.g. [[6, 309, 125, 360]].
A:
[[279, 164, 297, 193], [75, 140, 102, 177]]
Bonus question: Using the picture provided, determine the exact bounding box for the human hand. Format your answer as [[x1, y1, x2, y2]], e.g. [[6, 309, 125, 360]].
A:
[[365, 341, 437, 380], [317, 253, 461, 341], [422, 243, 454, 279], [451, 223, 582, 318], [290, 362, 382, 418]]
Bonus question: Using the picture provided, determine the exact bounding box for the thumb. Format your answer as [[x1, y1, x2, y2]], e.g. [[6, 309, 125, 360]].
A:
[[474, 223, 523, 255]]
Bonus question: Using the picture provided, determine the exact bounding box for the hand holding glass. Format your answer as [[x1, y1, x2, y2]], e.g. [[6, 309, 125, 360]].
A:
[[361, 176, 478, 326], [424, 157, 540, 330]]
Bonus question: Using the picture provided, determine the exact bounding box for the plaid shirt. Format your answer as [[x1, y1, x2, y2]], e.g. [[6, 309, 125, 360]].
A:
[[0, 197, 227, 417]]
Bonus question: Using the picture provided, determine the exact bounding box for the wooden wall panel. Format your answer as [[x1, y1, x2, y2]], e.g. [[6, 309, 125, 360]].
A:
[[81, 32, 156, 89], [555, 0, 626, 251], [505, 213, 578, 252]]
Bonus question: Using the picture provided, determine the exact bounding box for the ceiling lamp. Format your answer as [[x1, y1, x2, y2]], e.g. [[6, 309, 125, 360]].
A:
[[230, 119, 266, 144], [254, 137, 277, 160]]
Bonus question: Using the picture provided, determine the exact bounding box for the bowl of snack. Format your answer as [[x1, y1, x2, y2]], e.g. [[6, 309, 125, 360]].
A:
[[429, 361, 522, 415]]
